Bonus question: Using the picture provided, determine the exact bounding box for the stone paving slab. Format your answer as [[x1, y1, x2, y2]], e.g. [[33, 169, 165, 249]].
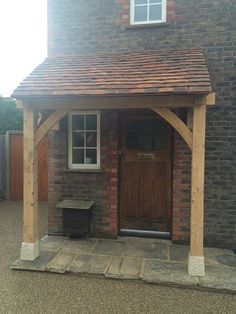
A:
[[46, 251, 77, 273], [142, 260, 197, 287], [11, 252, 57, 272], [11, 236, 236, 293], [204, 247, 235, 267], [92, 239, 126, 256], [216, 254, 236, 268], [61, 238, 98, 254], [40, 235, 68, 252], [123, 239, 168, 260], [68, 254, 112, 275], [197, 265, 236, 291], [169, 244, 189, 263], [105, 256, 142, 280]]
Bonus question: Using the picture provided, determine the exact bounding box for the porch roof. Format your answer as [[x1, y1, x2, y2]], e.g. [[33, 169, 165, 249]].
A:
[[12, 48, 212, 99]]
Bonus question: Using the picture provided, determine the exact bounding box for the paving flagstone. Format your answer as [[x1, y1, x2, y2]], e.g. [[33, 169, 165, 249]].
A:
[[68, 254, 112, 274], [46, 251, 77, 273], [61, 238, 98, 254], [11, 235, 236, 293], [105, 256, 142, 280], [169, 244, 189, 263], [11, 251, 57, 271], [40, 235, 68, 252], [93, 239, 126, 256], [123, 239, 168, 260], [197, 265, 236, 291], [142, 260, 197, 287]]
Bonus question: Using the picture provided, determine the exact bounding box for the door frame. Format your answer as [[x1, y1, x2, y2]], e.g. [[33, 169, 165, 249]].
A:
[[118, 110, 173, 237]]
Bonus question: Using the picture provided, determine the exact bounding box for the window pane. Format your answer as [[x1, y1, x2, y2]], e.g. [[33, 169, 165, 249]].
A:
[[134, 5, 147, 22], [150, 0, 162, 4], [126, 119, 168, 150], [153, 136, 167, 150], [86, 115, 97, 130], [73, 132, 84, 147], [72, 115, 84, 130], [73, 149, 84, 164], [135, 0, 147, 4], [149, 4, 162, 21], [86, 149, 97, 164], [86, 132, 97, 147]]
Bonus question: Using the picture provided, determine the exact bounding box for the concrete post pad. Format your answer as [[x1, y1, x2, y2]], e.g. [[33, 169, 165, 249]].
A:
[[188, 254, 205, 276], [21, 241, 39, 261]]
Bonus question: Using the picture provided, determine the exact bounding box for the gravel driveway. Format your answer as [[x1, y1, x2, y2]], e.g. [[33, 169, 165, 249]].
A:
[[0, 201, 235, 314]]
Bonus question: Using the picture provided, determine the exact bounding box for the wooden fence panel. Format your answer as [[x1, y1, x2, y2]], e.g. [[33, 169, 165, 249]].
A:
[[0, 135, 6, 199], [9, 134, 48, 201]]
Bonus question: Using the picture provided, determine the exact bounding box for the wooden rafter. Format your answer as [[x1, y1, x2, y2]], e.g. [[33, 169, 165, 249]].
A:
[[34, 109, 71, 147], [151, 107, 193, 150]]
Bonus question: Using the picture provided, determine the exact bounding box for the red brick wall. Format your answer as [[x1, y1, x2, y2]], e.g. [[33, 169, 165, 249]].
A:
[[172, 132, 191, 243], [48, 111, 191, 242], [48, 110, 119, 238]]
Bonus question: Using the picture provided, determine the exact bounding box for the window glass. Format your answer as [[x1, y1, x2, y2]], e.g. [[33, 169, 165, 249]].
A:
[[126, 119, 168, 150], [134, 5, 148, 22], [69, 112, 100, 168], [73, 132, 84, 147], [135, 0, 147, 4], [132, 0, 165, 24], [72, 115, 84, 130], [73, 149, 84, 164], [149, 4, 162, 21], [86, 114, 97, 130]]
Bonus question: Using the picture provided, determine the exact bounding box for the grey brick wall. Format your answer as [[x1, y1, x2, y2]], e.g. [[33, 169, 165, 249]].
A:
[[47, 0, 236, 249]]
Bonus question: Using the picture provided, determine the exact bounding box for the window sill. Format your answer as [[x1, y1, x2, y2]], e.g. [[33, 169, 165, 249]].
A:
[[64, 169, 103, 174], [126, 22, 170, 30]]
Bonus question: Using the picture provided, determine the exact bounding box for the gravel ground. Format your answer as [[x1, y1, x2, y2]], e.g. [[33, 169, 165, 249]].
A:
[[0, 201, 235, 314]]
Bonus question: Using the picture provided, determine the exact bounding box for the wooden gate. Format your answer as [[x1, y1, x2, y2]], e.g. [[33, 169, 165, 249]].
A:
[[9, 134, 48, 201]]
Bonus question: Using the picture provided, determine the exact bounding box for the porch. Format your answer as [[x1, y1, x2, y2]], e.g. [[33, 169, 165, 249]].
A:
[[11, 234, 236, 293], [12, 49, 216, 277]]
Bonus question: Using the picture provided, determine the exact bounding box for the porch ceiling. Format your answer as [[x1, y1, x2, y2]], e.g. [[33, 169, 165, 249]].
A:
[[12, 48, 212, 99]]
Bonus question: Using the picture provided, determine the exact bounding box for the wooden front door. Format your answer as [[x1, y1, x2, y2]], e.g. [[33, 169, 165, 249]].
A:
[[120, 115, 172, 233]]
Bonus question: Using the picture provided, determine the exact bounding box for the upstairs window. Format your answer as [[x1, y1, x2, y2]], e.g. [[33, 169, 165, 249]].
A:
[[130, 0, 167, 25], [68, 111, 100, 169]]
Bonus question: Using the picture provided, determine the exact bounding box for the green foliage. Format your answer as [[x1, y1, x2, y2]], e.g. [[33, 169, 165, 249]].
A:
[[0, 97, 23, 134]]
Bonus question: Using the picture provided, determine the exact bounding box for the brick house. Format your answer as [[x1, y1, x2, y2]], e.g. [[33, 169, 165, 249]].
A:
[[12, 0, 235, 276]]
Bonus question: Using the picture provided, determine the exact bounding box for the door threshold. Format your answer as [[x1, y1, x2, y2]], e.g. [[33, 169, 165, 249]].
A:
[[119, 229, 171, 240]]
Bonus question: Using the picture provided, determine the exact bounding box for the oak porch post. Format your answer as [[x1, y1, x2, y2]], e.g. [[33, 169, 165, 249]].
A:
[[188, 104, 206, 276], [20, 106, 39, 261]]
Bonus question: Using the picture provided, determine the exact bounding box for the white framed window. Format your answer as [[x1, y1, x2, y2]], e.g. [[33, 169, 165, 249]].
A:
[[130, 0, 167, 25], [68, 111, 101, 169]]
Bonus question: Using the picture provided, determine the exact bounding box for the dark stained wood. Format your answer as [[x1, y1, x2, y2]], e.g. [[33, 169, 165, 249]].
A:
[[10, 134, 48, 201], [10, 135, 23, 201], [120, 114, 172, 232], [38, 136, 48, 201]]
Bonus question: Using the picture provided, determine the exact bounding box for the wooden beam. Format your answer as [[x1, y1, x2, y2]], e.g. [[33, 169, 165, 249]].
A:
[[21, 106, 39, 260], [152, 107, 193, 150], [187, 108, 193, 131], [190, 104, 206, 258], [34, 109, 71, 147], [195, 92, 216, 106], [21, 95, 199, 110]]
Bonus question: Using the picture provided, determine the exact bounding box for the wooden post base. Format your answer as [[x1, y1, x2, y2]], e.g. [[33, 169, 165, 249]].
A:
[[20, 241, 39, 261], [188, 254, 205, 277]]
